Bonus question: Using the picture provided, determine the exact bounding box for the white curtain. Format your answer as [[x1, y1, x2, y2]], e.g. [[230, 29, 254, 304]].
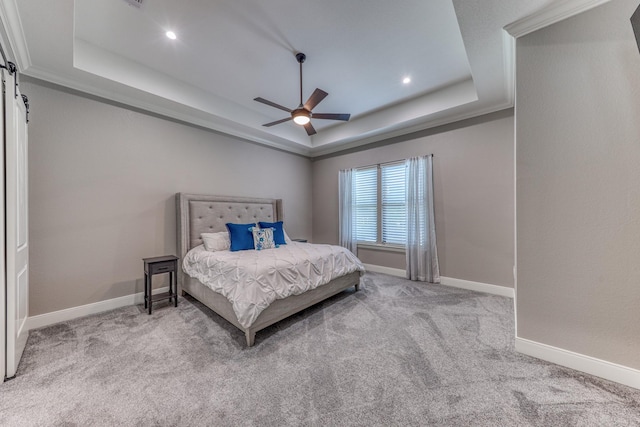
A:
[[406, 155, 440, 283], [338, 169, 357, 255]]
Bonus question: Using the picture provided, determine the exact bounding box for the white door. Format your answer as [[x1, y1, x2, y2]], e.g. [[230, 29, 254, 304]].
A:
[[0, 69, 5, 382], [5, 68, 28, 378]]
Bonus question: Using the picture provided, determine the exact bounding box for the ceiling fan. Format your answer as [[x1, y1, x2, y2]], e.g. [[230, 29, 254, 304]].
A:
[[254, 52, 351, 136]]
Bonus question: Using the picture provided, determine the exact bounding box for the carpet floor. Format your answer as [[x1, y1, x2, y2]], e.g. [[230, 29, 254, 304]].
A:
[[1, 272, 639, 426]]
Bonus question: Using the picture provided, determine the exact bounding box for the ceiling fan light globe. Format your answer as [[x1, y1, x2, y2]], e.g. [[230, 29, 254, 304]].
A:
[[293, 115, 310, 125], [292, 109, 311, 125]]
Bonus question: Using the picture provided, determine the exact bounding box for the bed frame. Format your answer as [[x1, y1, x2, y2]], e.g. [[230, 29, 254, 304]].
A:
[[176, 193, 361, 347]]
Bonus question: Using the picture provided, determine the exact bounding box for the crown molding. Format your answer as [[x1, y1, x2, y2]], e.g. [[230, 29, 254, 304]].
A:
[[504, 0, 612, 38], [501, 0, 612, 107], [23, 66, 312, 157], [0, 0, 31, 70], [309, 100, 514, 158]]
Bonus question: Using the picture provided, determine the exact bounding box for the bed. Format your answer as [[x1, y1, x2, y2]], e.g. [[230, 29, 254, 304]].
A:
[[176, 193, 364, 346]]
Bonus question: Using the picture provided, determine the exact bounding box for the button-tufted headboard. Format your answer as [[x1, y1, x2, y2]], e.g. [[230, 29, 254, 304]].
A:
[[188, 200, 278, 248], [177, 193, 283, 252], [175, 193, 284, 286]]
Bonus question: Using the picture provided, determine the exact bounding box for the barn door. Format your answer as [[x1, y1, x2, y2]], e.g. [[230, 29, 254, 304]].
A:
[[4, 67, 29, 378], [0, 68, 5, 382]]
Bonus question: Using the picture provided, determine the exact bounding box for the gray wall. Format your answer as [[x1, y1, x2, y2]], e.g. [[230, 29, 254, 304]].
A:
[[312, 110, 515, 288], [25, 80, 312, 316], [516, 0, 640, 369]]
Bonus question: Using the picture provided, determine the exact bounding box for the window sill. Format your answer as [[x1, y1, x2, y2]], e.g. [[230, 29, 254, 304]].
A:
[[357, 242, 405, 254]]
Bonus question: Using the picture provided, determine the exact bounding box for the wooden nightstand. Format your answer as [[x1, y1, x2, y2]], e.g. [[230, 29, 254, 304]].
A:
[[143, 255, 179, 314]]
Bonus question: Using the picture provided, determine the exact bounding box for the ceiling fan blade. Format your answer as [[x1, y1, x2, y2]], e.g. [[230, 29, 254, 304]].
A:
[[303, 89, 328, 111], [263, 117, 292, 127], [311, 113, 351, 121], [254, 97, 292, 113], [303, 122, 317, 136]]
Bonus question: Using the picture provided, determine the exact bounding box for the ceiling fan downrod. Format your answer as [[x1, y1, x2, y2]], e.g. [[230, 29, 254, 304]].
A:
[[296, 52, 306, 108]]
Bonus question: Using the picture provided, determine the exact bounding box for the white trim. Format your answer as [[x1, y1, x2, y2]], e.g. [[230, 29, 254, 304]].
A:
[[363, 264, 515, 298], [309, 101, 515, 158], [0, 66, 5, 382], [502, 31, 516, 104], [512, 30, 519, 333], [363, 263, 405, 278], [440, 276, 514, 298], [0, 0, 32, 70], [505, 0, 613, 363], [516, 337, 640, 390], [500, 0, 612, 107], [505, 0, 639, 394], [26, 287, 169, 330], [357, 242, 405, 254], [504, 0, 612, 38]]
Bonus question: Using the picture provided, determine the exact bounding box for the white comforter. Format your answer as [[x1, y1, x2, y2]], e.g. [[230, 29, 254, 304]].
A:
[[182, 242, 365, 328]]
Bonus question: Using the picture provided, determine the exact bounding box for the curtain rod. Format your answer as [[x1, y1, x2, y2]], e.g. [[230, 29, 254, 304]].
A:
[[351, 154, 434, 171]]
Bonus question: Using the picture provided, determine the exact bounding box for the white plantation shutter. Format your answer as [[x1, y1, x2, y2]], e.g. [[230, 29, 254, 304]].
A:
[[347, 161, 410, 246], [382, 162, 407, 244], [354, 167, 377, 242]]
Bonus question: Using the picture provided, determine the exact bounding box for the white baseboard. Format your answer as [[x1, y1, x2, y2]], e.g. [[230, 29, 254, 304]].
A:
[[27, 287, 169, 330], [440, 277, 515, 298], [516, 337, 640, 390], [363, 264, 515, 298]]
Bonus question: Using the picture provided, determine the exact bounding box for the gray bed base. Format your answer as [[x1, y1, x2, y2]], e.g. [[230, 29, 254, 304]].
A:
[[176, 193, 361, 346]]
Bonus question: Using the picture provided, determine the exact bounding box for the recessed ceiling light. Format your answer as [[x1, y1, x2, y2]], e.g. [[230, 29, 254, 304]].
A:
[[166, 31, 177, 40], [403, 77, 411, 84]]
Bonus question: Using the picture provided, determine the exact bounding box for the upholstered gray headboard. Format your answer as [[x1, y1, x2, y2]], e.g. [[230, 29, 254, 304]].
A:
[[175, 193, 284, 287]]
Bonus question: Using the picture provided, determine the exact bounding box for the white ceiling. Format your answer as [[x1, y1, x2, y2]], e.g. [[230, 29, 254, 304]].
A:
[[1, 0, 582, 156]]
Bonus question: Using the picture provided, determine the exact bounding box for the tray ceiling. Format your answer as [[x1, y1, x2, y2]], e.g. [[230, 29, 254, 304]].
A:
[[1, 0, 601, 156]]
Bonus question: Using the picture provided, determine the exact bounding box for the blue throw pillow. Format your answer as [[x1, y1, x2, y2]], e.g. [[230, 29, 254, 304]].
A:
[[258, 221, 286, 245], [226, 223, 256, 251]]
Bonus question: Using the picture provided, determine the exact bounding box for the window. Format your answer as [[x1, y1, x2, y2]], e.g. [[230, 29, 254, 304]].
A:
[[353, 167, 377, 242], [382, 163, 407, 244], [353, 162, 406, 245]]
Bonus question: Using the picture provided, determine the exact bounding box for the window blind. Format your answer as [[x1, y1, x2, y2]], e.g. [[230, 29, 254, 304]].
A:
[[353, 167, 377, 242], [381, 162, 407, 244]]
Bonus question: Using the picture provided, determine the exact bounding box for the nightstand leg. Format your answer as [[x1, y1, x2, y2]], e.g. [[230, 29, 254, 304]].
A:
[[144, 273, 148, 309], [171, 270, 178, 307], [147, 273, 152, 315]]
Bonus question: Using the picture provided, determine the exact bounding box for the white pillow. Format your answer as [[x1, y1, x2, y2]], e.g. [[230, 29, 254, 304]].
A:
[[201, 232, 231, 252], [283, 229, 292, 244]]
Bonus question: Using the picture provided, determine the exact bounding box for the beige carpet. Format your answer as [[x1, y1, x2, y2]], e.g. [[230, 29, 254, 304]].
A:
[[1, 272, 639, 426]]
